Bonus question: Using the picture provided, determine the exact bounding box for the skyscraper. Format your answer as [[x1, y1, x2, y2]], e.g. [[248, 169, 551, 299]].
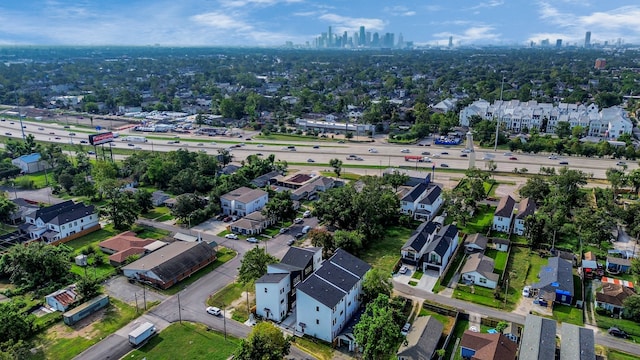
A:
[[585, 31, 591, 48], [328, 26, 332, 47], [448, 36, 453, 48], [359, 26, 366, 46], [556, 39, 562, 48]]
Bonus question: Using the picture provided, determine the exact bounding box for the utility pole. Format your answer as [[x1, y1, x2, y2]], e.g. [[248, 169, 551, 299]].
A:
[[178, 293, 182, 324], [494, 76, 505, 152], [222, 303, 227, 341]]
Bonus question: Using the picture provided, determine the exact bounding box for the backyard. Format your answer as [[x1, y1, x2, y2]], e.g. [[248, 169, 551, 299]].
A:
[[484, 249, 508, 273], [455, 205, 495, 235], [360, 225, 414, 273]]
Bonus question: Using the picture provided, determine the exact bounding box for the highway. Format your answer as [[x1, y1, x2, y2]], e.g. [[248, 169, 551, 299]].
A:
[[0, 118, 636, 179]]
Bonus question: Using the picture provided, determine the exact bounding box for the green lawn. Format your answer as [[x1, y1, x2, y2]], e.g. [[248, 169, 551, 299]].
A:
[[453, 284, 504, 309], [411, 270, 424, 280], [608, 349, 640, 360], [553, 304, 584, 326], [132, 225, 171, 239], [128, 322, 240, 360], [32, 298, 138, 360], [70, 263, 116, 281], [12, 171, 51, 189], [293, 336, 335, 360], [207, 282, 246, 308], [141, 206, 174, 221], [457, 206, 495, 235], [446, 318, 470, 360], [159, 248, 236, 295], [64, 225, 119, 250], [360, 225, 414, 273], [484, 249, 508, 273], [596, 314, 640, 339]]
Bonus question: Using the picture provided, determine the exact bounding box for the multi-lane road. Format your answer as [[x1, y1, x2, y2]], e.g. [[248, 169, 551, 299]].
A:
[[0, 118, 635, 179]]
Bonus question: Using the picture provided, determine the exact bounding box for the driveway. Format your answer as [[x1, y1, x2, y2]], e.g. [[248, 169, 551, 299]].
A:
[[392, 267, 439, 293], [2, 186, 63, 204], [104, 276, 168, 307]]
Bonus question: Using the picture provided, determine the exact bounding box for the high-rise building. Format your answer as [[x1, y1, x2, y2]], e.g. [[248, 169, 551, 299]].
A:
[[397, 33, 404, 48], [556, 39, 562, 48], [448, 36, 453, 48], [585, 31, 591, 48], [328, 26, 332, 47], [359, 26, 365, 46], [366, 32, 372, 46]]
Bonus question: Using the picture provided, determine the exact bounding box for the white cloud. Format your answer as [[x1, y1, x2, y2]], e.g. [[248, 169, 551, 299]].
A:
[[218, 0, 303, 8], [432, 25, 501, 45], [191, 11, 253, 31], [466, 0, 504, 11], [383, 6, 416, 17], [318, 13, 386, 32]]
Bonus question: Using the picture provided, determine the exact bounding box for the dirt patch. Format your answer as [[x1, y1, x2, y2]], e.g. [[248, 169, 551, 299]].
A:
[[226, 291, 255, 317], [45, 307, 108, 340]]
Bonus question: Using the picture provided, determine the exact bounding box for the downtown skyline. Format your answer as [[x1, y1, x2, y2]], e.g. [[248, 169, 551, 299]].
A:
[[0, 1, 639, 47]]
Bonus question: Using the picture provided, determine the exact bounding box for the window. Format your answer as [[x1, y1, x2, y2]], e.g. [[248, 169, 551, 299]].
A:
[[479, 278, 487, 284], [264, 288, 268, 293], [316, 306, 319, 312], [281, 299, 284, 304], [316, 319, 319, 325]]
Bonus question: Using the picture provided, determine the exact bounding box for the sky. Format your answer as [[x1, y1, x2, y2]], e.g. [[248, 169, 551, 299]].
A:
[[1, 0, 640, 47]]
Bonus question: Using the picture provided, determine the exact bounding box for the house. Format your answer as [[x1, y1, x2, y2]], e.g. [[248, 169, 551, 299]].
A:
[[606, 256, 632, 273], [151, 191, 170, 207], [220, 187, 268, 217], [400, 221, 439, 265], [422, 224, 459, 275], [464, 233, 488, 253], [559, 323, 595, 360], [122, 241, 217, 289], [45, 285, 78, 312], [396, 316, 444, 360], [399, 175, 443, 221], [9, 198, 40, 223], [230, 211, 274, 235], [513, 198, 536, 236], [492, 195, 516, 233], [11, 153, 49, 174], [218, 164, 240, 176], [290, 176, 335, 201], [491, 238, 510, 252], [519, 314, 557, 360], [98, 231, 167, 266], [595, 282, 636, 316], [255, 247, 323, 322], [295, 249, 371, 343], [250, 170, 280, 188], [461, 253, 499, 289], [20, 200, 100, 243], [532, 257, 574, 305], [459, 330, 517, 360]]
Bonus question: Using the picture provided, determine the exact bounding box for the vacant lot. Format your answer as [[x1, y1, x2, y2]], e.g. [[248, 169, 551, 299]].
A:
[[361, 225, 414, 273]]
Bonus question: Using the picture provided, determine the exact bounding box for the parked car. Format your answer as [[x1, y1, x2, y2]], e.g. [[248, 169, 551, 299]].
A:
[[608, 327, 630, 339], [206, 306, 221, 316], [399, 266, 408, 274], [247, 237, 259, 243], [286, 238, 295, 246], [294, 217, 303, 224], [224, 233, 238, 240], [522, 286, 531, 298], [279, 228, 289, 234], [295, 232, 304, 239], [303, 210, 311, 218], [401, 322, 411, 336]]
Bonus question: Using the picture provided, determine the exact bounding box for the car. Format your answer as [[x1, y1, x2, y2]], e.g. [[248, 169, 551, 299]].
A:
[[295, 232, 304, 239], [134, 146, 142, 150], [509, 157, 518, 160], [197, 143, 204, 146], [38, 127, 44, 130], [504, 152, 513, 156], [421, 151, 431, 155], [608, 327, 630, 339], [307, 158, 315, 163], [63, 125, 70, 129], [400, 149, 410, 153], [460, 154, 468, 157], [128, 143, 135, 147], [286, 238, 295, 246], [245, 138, 252, 141], [80, 140, 88, 144], [337, 140, 345, 144], [522, 286, 531, 298], [368, 148, 378, 153], [441, 151, 449, 155], [0, 118, 4, 121], [247, 237, 259, 243], [4, 132, 11, 136], [279, 228, 289, 234], [69, 132, 76, 136], [313, 145, 320, 149], [441, 163, 449, 167], [9, 122, 14, 124], [49, 132, 55, 135], [401, 323, 411, 336], [294, 217, 303, 224], [224, 233, 238, 240], [559, 161, 569, 165], [303, 210, 311, 218], [461, 149, 471, 153], [432, 154, 441, 158], [110, 143, 116, 147], [206, 306, 222, 316], [223, 216, 232, 222], [210, 141, 217, 145], [399, 266, 408, 274], [548, 155, 558, 159], [355, 156, 363, 161], [87, 151, 96, 155], [54, 136, 61, 140], [256, 143, 264, 147], [617, 161, 627, 166]]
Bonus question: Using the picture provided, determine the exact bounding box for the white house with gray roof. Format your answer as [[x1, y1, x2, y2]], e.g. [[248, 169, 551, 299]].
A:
[[400, 181, 443, 221], [21, 200, 99, 243], [461, 253, 499, 289], [295, 249, 371, 343], [220, 186, 268, 217], [492, 195, 516, 233]]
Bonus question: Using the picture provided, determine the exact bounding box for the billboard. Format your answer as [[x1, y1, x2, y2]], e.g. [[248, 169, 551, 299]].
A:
[[88, 132, 114, 146]]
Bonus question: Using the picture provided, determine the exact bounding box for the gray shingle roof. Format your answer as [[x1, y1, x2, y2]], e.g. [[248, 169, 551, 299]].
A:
[[402, 183, 428, 203], [425, 235, 450, 257], [516, 198, 536, 219], [313, 262, 359, 293], [329, 248, 371, 278], [494, 195, 516, 218], [402, 221, 438, 252], [256, 273, 288, 284], [520, 314, 557, 360], [280, 247, 318, 270], [461, 253, 499, 282], [34, 201, 95, 225], [396, 316, 444, 359], [464, 233, 488, 250], [560, 323, 595, 360], [533, 257, 574, 296], [418, 184, 442, 206], [296, 274, 345, 308]]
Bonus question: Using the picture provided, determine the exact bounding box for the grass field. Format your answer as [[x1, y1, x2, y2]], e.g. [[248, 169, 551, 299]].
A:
[[31, 298, 138, 360], [608, 349, 640, 360], [446, 318, 470, 360], [65, 225, 119, 250], [360, 225, 413, 273], [141, 206, 174, 221], [457, 206, 495, 235], [596, 313, 640, 339], [454, 284, 503, 308], [293, 336, 335, 360], [484, 249, 508, 273], [553, 304, 584, 326], [128, 322, 240, 360], [207, 282, 246, 308]]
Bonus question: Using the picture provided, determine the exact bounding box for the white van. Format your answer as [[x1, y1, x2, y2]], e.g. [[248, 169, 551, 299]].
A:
[[302, 225, 311, 234]]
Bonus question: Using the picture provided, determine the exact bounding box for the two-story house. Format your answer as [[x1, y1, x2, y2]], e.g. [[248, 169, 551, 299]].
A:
[[296, 249, 371, 343], [21, 200, 99, 243], [492, 195, 516, 233], [400, 222, 439, 265], [220, 187, 268, 217], [422, 224, 459, 275], [513, 198, 536, 236], [399, 175, 443, 221], [255, 247, 322, 322]]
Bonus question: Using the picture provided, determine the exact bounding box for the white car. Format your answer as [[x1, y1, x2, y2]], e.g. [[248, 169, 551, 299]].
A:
[[399, 266, 408, 274], [206, 306, 221, 316], [303, 210, 311, 218], [247, 237, 259, 243], [224, 234, 238, 240], [257, 143, 264, 147], [548, 155, 558, 160], [368, 148, 378, 153], [400, 149, 410, 153], [522, 286, 531, 298]]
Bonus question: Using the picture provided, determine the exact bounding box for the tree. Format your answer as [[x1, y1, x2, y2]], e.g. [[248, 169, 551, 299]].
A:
[[171, 193, 206, 224], [76, 276, 101, 300], [362, 268, 392, 303], [606, 167, 626, 200], [102, 188, 140, 230], [354, 294, 404, 360], [307, 229, 335, 259], [134, 189, 153, 214], [384, 170, 409, 192], [496, 321, 509, 334], [623, 295, 640, 321], [238, 247, 277, 285], [217, 148, 232, 167], [234, 322, 291, 360], [0, 193, 17, 223], [524, 214, 547, 249], [0, 242, 73, 290], [0, 302, 36, 344], [333, 230, 364, 255], [262, 191, 296, 226], [329, 158, 343, 178], [485, 160, 497, 179], [554, 122, 572, 139], [518, 176, 550, 204]]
